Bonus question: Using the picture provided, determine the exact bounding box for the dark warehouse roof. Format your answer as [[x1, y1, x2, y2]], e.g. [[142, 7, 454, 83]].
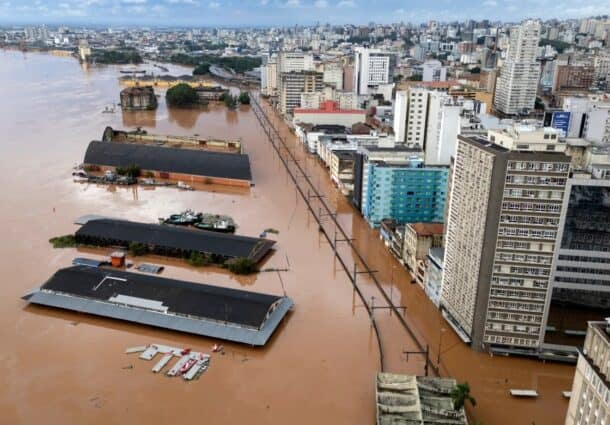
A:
[[23, 266, 294, 345], [75, 219, 275, 263], [83, 141, 252, 181]]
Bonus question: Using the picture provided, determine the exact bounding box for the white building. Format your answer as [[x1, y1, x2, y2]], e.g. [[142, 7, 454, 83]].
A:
[[293, 100, 366, 128], [353, 47, 391, 96], [564, 320, 610, 425], [422, 60, 447, 82], [425, 92, 461, 166], [393, 91, 408, 143], [494, 20, 541, 115], [323, 63, 344, 90]]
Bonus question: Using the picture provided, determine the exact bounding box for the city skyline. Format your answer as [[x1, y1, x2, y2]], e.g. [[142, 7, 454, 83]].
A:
[[1, 0, 609, 26]]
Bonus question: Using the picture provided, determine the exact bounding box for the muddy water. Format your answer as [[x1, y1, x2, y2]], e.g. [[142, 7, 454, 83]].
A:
[[0, 50, 379, 425], [0, 49, 575, 425]]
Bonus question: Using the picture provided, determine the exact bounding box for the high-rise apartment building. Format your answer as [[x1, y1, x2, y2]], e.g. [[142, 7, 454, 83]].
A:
[[393, 89, 461, 166], [441, 126, 571, 351], [422, 60, 447, 82], [353, 47, 391, 96], [564, 320, 610, 425], [280, 71, 324, 115], [494, 20, 541, 115]]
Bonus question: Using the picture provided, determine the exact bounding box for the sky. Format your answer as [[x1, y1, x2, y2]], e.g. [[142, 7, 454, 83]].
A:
[[0, 0, 609, 27]]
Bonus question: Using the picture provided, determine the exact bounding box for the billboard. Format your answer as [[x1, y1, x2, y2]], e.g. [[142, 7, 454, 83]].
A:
[[550, 111, 571, 137]]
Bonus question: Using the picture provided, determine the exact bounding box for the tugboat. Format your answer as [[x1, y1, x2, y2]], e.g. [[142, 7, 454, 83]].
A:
[[194, 214, 236, 233], [160, 209, 202, 226]]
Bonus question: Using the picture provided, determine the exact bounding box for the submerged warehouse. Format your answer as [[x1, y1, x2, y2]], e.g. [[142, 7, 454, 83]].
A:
[[83, 141, 252, 187], [75, 219, 275, 263], [23, 266, 293, 345]]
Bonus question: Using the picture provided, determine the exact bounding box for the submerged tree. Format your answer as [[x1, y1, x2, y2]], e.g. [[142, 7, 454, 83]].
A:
[[166, 83, 200, 108], [450, 382, 476, 411]]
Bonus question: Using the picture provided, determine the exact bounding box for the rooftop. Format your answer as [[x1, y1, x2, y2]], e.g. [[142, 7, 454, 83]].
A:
[[84, 141, 252, 181], [376, 373, 467, 425], [75, 219, 275, 263], [408, 222, 445, 237], [23, 266, 293, 345], [294, 101, 365, 115]]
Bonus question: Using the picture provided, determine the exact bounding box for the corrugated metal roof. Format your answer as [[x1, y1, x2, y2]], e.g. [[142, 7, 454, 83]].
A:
[[84, 141, 252, 181], [23, 266, 293, 345], [75, 219, 275, 263]]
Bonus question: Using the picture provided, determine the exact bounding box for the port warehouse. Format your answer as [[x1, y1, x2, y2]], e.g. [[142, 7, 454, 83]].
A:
[[75, 219, 275, 263], [23, 266, 293, 346], [83, 141, 252, 187]]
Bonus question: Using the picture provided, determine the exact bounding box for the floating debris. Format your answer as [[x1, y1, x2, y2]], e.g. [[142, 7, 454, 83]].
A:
[[126, 343, 213, 382]]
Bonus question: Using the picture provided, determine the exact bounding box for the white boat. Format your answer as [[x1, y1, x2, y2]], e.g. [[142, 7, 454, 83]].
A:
[[177, 181, 194, 191]]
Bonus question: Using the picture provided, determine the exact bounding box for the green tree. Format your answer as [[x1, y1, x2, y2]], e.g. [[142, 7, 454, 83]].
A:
[[166, 83, 200, 108], [238, 91, 250, 105], [129, 242, 149, 256], [193, 63, 211, 75], [223, 93, 237, 109], [224, 257, 258, 275], [450, 382, 476, 411]]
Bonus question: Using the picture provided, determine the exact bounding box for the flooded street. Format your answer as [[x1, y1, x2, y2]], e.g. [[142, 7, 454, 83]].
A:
[[0, 49, 575, 425]]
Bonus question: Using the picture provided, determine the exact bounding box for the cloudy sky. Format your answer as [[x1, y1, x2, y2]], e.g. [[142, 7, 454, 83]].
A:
[[0, 0, 608, 26]]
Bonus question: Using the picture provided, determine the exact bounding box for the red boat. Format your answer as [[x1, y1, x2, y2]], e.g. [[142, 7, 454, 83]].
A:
[[179, 358, 197, 374]]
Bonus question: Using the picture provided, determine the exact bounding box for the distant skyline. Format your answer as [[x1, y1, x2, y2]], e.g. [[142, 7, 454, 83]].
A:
[[0, 0, 609, 27]]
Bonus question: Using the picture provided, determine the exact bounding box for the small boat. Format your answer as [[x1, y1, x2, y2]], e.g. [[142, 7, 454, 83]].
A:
[[161, 209, 202, 226], [194, 214, 236, 233], [212, 344, 223, 353], [177, 181, 194, 191], [72, 169, 89, 182], [179, 357, 197, 374]]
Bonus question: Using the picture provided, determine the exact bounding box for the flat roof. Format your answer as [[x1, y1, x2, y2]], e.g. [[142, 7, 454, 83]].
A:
[[23, 266, 293, 345], [75, 219, 275, 263], [84, 141, 252, 181]]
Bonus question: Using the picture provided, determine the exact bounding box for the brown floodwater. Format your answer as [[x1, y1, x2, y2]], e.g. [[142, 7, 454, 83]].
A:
[[0, 49, 575, 425]]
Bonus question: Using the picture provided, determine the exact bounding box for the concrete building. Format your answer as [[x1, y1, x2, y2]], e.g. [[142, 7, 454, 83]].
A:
[[563, 96, 610, 144], [553, 64, 595, 94], [402, 223, 444, 287], [441, 132, 571, 352], [544, 174, 610, 350], [279, 71, 324, 115], [119, 86, 158, 111], [424, 247, 444, 307], [323, 62, 344, 90], [293, 100, 366, 127], [405, 87, 430, 148], [261, 56, 277, 97], [353, 47, 391, 95], [425, 92, 461, 166], [362, 156, 448, 227], [564, 320, 610, 425], [353, 146, 424, 212], [376, 373, 468, 425], [494, 20, 541, 115], [422, 59, 447, 82]]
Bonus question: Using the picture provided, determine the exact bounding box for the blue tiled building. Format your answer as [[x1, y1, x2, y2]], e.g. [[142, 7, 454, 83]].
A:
[[362, 157, 448, 227]]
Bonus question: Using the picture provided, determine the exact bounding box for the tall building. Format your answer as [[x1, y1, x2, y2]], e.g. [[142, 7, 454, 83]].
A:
[[441, 127, 570, 352], [361, 156, 448, 227], [353, 47, 391, 96], [276, 51, 314, 109], [393, 88, 461, 165], [564, 320, 610, 425], [494, 20, 541, 115], [543, 155, 610, 350], [279, 71, 323, 115]]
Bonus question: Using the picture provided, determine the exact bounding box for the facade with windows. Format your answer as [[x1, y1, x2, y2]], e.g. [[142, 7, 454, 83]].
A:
[[565, 320, 610, 425], [544, 178, 610, 349], [441, 134, 571, 352], [361, 157, 448, 228], [494, 20, 541, 115]]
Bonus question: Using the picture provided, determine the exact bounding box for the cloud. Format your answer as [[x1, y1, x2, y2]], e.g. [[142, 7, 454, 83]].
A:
[[208, 1, 220, 7], [121, 0, 146, 4], [314, 0, 328, 7], [482, 0, 497, 6], [337, 0, 355, 7]]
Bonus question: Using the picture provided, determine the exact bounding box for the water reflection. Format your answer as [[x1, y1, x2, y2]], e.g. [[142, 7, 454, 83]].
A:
[[167, 106, 202, 129], [122, 109, 157, 128]]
